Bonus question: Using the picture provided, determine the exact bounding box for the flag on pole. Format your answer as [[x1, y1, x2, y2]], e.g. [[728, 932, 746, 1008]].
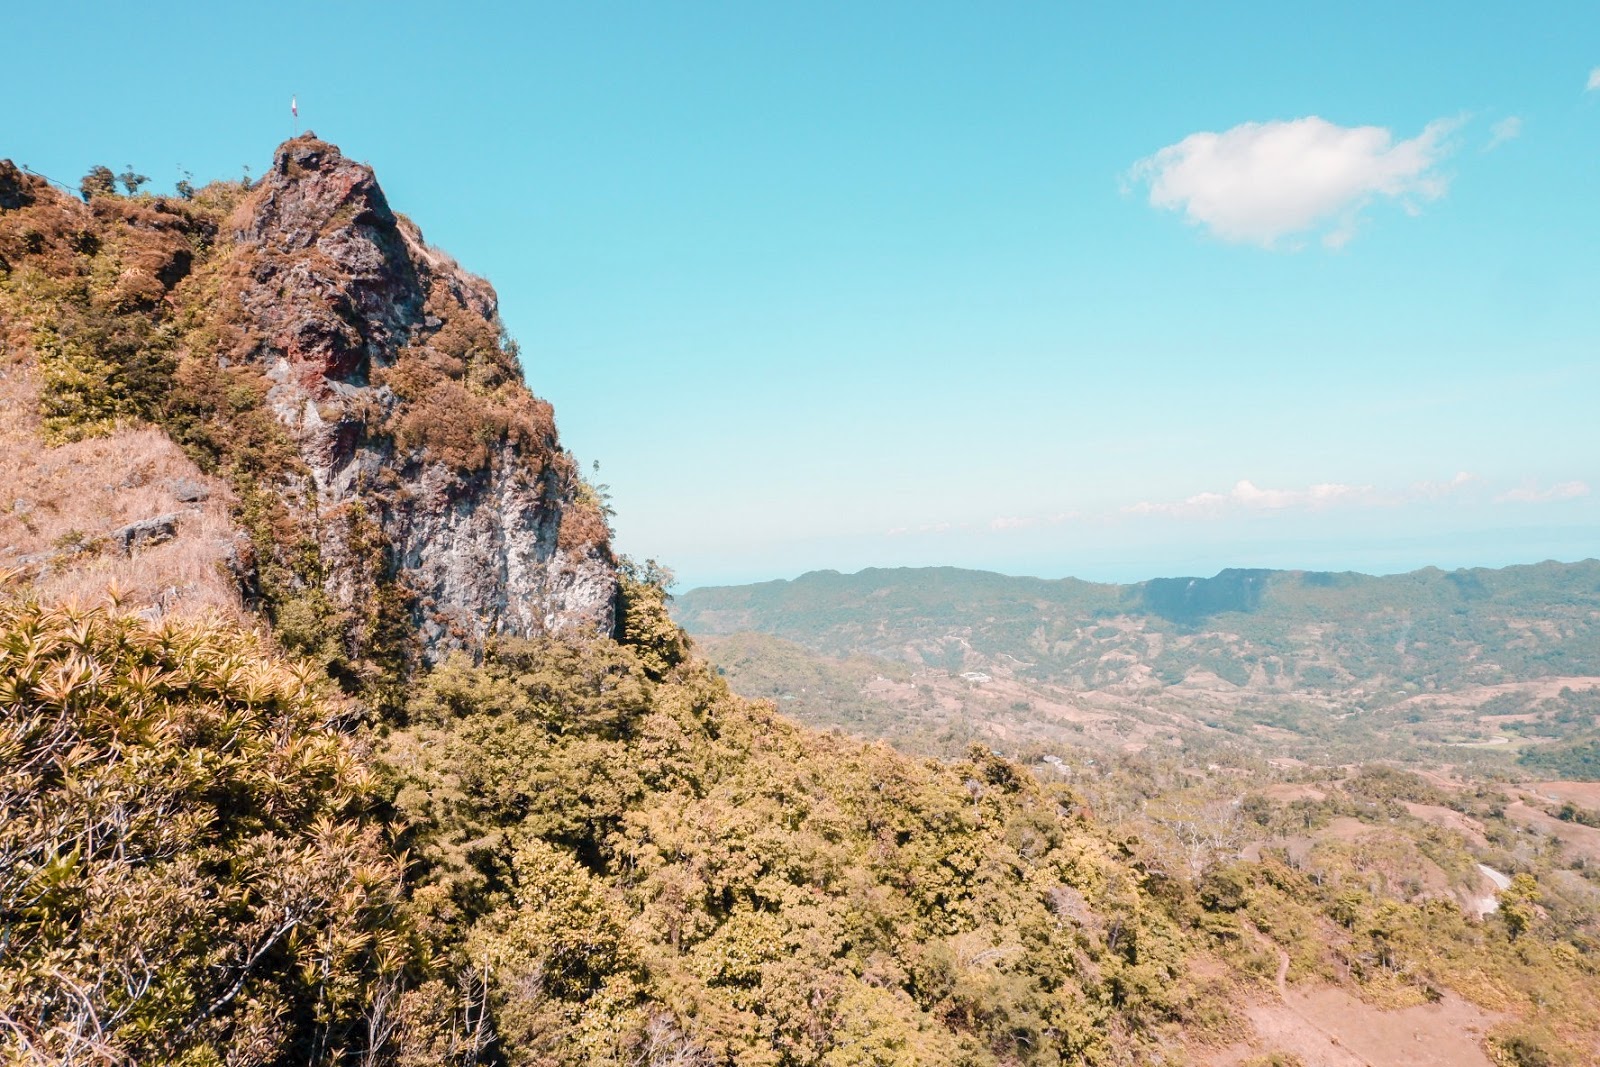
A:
[[291, 95, 298, 118]]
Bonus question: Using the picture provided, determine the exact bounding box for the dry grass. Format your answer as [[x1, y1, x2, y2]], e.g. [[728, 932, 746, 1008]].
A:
[[0, 357, 243, 621]]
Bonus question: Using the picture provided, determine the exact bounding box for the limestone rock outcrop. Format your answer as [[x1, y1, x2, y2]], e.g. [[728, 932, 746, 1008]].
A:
[[0, 135, 615, 662], [226, 135, 616, 656]]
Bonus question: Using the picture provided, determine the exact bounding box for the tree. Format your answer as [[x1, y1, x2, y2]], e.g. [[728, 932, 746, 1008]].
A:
[[1501, 873, 1540, 940], [1144, 790, 1243, 879], [0, 594, 411, 1065], [616, 558, 688, 679], [79, 164, 115, 201], [116, 164, 149, 195]]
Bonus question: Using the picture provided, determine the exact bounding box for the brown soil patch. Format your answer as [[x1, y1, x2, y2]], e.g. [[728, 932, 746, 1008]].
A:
[[1264, 784, 1327, 803], [1208, 987, 1499, 1067], [1209, 939, 1500, 1067], [1526, 781, 1600, 807], [1174, 668, 1242, 691], [1324, 816, 1373, 843], [1504, 799, 1600, 863], [1398, 677, 1600, 711]]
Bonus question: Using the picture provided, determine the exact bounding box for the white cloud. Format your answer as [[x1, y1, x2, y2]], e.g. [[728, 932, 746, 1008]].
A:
[[886, 521, 959, 537], [888, 471, 1583, 540], [1125, 479, 1378, 519], [1122, 471, 1595, 518], [1495, 480, 1591, 503], [1128, 116, 1458, 247], [989, 511, 1080, 532], [1486, 116, 1522, 151], [1411, 471, 1481, 498], [1587, 67, 1600, 91]]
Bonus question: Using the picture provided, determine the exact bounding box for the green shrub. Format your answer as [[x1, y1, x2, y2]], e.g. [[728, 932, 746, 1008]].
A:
[[0, 590, 410, 1065], [79, 165, 115, 201]]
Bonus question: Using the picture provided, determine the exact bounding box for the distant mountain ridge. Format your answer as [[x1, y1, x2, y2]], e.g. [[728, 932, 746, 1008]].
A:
[[679, 559, 1600, 650], [675, 560, 1600, 761]]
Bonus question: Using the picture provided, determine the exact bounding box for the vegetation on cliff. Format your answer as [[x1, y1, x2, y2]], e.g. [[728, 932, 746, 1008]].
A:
[[7, 568, 1599, 1065], [0, 585, 410, 1065], [0, 573, 1230, 1065], [1, 139, 616, 714]]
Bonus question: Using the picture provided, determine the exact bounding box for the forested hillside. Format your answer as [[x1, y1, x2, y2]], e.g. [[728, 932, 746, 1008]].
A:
[[1, 578, 1228, 1065], [677, 564, 1600, 766]]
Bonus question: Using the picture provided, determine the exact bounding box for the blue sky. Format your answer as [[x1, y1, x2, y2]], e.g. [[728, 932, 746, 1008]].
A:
[[7, 2, 1598, 589]]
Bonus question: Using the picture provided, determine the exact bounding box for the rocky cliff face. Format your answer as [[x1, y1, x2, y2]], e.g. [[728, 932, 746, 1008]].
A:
[[0, 136, 618, 662], [227, 135, 617, 655]]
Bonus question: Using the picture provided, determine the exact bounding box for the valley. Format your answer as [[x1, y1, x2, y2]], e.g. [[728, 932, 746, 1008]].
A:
[[678, 563, 1600, 1066], [677, 563, 1600, 769]]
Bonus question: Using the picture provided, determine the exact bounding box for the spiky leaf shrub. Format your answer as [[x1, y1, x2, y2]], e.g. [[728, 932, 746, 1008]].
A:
[[0, 589, 409, 1066]]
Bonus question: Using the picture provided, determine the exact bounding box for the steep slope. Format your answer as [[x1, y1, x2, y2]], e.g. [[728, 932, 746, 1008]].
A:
[[0, 142, 1222, 1067], [0, 139, 616, 686], [220, 136, 616, 652], [0, 357, 241, 617], [0, 578, 1239, 1066]]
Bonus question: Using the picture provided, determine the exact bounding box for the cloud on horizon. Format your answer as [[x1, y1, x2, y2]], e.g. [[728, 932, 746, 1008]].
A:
[[889, 472, 1591, 539], [989, 511, 1079, 531], [1128, 116, 1458, 248], [1411, 471, 1482, 498], [1122, 471, 1502, 520], [1495, 480, 1591, 503], [1124, 479, 1379, 518], [886, 520, 960, 537]]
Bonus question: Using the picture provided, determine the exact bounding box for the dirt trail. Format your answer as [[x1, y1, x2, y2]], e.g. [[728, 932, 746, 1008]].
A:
[[1258, 944, 1370, 1067]]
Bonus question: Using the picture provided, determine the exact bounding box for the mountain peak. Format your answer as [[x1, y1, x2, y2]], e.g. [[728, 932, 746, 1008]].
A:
[[0, 137, 617, 671], [221, 136, 617, 658]]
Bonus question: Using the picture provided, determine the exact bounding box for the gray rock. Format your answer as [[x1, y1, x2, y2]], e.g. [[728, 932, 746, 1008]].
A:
[[113, 513, 180, 554], [225, 136, 619, 661], [13, 552, 57, 579], [170, 478, 211, 503]]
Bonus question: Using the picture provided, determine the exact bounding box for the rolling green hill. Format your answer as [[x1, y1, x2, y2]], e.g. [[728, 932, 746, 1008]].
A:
[[677, 562, 1600, 765]]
